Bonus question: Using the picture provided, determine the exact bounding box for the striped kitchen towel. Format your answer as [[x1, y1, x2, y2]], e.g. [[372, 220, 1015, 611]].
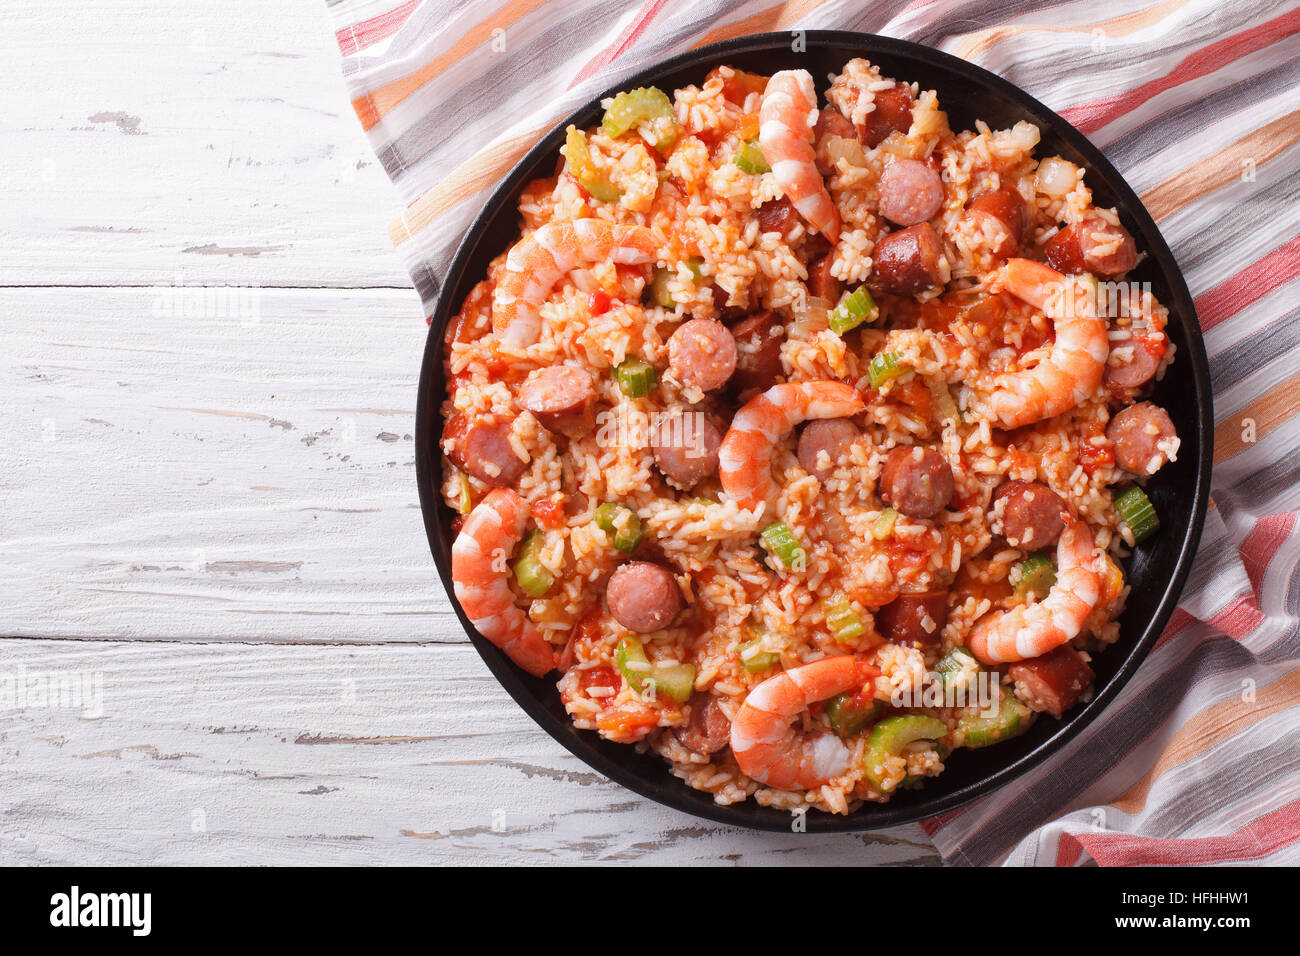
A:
[[327, 0, 1300, 865]]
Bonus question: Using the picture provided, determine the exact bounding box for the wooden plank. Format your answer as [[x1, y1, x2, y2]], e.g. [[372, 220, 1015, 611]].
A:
[[2, 0, 409, 289], [0, 1, 945, 867], [0, 639, 940, 865], [1, 286, 458, 642]]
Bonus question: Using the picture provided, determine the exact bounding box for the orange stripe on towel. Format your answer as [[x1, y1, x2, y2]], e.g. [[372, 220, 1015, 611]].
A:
[[354, 0, 548, 131], [1138, 109, 1300, 221], [690, 0, 830, 50]]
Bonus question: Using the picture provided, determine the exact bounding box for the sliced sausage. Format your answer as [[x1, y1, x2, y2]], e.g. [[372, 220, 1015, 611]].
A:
[[880, 446, 954, 519], [798, 418, 861, 481], [859, 83, 914, 148], [992, 480, 1067, 549], [876, 591, 949, 647], [677, 692, 731, 755], [807, 255, 842, 303], [1045, 219, 1138, 277], [1104, 331, 1164, 390], [965, 187, 1023, 258], [1007, 645, 1094, 717], [605, 561, 684, 633], [872, 223, 943, 297], [878, 159, 945, 227], [444, 415, 527, 488], [814, 107, 858, 174], [1107, 402, 1177, 476], [801, 230, 833, 266], [710, 283, 748, 322], [563, 489, 591, 518], [1079, 219, 1139, 276], [1044, 223, 1087, 274], [728, 310, 785, 393], [668, 318, 738, 392], [815, 106, 857, 143], [518, 366, 596, 438], [652, 410, 722, 489], [757, 197, 800, 239]]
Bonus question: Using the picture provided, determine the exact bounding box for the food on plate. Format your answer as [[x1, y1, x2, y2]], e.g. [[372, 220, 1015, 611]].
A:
[[438, 58, 1177, 814]]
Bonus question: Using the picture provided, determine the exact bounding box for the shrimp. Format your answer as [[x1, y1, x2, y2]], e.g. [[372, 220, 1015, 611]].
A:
[[451, 488, 557, 677], [719, 380, 864, 512], [759, 70, 841, 243], [731, 656, 880, 790], [968, 515, 1103, 664], [491, 218, 659, 347], [979, 258, 1109, 428]]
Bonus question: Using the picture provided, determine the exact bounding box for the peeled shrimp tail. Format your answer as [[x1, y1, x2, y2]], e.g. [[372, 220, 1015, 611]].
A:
[[981, 258, 1108, 428], [491, 219, 658, 347], [719, 380, 865, 512], [968, 515, 1102, 664], [731, 656, 880, 790], [759, 70, 841, 243], [451, 488, 557, 677]]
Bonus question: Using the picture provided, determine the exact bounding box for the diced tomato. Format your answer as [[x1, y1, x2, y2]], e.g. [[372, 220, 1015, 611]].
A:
[[559, 608, 604, 674], [886, 539, 933, 576], [531, 497, 566, 531], [1002, 446, 1041, 471], [614, 262, 648, 297], [960, 292, 1006, 328], [442, 412, 470, 451], [692, 127, 721, 152], [1137, 332, 1168, 363], [1015, 323, 1054, 358], [577, 664, 620, 696], [948, 294, 1014, 357], [811, 684, 875, 725], [952, 563, 1012, 607], [589, 288, 613, 316], [484, 354, 512, 380], [846, 580, 900, 610], [736, 111, 760, 141], [708, 67, 769, 106], [596, 698, 659, 743], [917, 297, 959, 332], [1078, 440, 1114, 475], [574, 608, 603, 644], [892, 378, 933, 419], [844, 687, 878, 714]]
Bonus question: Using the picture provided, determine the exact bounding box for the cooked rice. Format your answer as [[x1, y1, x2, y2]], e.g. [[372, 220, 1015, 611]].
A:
[[439, 60, 1174, 815]]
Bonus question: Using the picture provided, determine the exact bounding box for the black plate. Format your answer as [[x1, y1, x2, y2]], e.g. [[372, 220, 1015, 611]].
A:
[[415, 31, 1213, 832]]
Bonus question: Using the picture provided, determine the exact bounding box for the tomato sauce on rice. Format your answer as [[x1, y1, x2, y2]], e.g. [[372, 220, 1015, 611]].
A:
[[440, 59, 1177, 814]]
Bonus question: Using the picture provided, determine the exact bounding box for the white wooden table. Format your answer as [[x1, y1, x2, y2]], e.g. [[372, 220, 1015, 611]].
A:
[[0, 1, 938, 865]]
